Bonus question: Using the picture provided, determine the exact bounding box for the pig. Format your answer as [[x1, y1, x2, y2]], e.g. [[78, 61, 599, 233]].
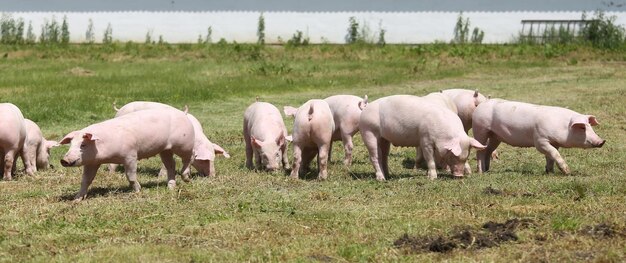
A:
[[359, 95, 486, 181], [60, 108, 195, 202], [284, 99, 334, 179], [185, 113, 230, 177], [472, 99, 605, 175], [22, 119, 59, 172], [440, 89, 498, 160], [243, 102, 289, 171], [415, 92, 461, 171], [110, 101, 230, 177], [0, 103, 33, 180], [440, 89, 488, 133], [286, 95, 367, 167]]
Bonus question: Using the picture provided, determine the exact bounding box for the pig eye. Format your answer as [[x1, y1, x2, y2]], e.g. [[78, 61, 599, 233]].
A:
[[80, 144, 86, 149]]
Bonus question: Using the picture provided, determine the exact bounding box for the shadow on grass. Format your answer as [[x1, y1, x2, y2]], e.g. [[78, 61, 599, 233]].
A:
[[59, 180, 164, 201]]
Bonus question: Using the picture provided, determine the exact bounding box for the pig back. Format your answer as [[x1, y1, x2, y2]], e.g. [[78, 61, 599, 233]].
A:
[[90, 108, 195, 160], [244, 102, 286, 141], [0, 103, 27, 149], [379, 95, 461, 147], [324, 95, 363, 137]]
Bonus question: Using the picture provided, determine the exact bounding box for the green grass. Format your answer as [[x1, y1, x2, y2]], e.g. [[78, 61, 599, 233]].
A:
[[0, 44, 625, 262]]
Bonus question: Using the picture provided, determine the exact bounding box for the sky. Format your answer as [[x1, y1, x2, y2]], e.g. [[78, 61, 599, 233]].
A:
[[2, 0, 626, 12]]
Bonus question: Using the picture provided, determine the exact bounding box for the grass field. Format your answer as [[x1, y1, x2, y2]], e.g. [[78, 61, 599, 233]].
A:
[[0, 44, 625, 262]]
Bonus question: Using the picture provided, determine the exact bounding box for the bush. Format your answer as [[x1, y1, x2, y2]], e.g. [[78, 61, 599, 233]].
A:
[[103, 23, 113, 44], [1, 14, 25, 44], [286, 30, 309, 47], [453, 12, 484, 44], [581, 10, 625, 50], [257, 13, 265, 45]]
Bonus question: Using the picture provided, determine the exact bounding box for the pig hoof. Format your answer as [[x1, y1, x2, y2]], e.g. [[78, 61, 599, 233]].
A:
[[73, 196, 84, 203], [375, 176, 386, 182], [131, 183, 141, 192], [182, 175, 191, 183], [167, 180, 177, 189], [3, 176, 12, 181]]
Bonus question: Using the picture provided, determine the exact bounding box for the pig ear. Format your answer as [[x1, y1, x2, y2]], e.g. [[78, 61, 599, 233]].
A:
[[83, 132, 100, 141], [358, 95, 368, 110], [473, 90, 479, 98], [283, 106, 297, 117], [213, 143, 230, 158], [59, 131, 78, 145], [195, 146, 215, 161], [443, 137, 462, 157], [45, 140, 60, 149], [569, 115, 591, 129], [285, 135, 293, 142], [251, 136, 262, 148], [588, 115, 599, 126], [469, 137, 487, 150]]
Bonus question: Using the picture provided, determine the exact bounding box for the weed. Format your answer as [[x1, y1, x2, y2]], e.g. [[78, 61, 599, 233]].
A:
[[103, 23, 113, 44], [257, 13, 265, 45], [286, 30, 309, 47], [85, 18, 95, 44]]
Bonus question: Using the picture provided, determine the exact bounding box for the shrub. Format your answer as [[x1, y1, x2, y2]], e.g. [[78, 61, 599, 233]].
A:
[[85, 19, 95, 44], [1, 14, 25, 44], [61, 16, 70, 45], [581, 10, 625, 50], [103, 23, 113, 44], [453, 12, 484, 44], [286, 30, 309, 47], [257, 13, 265, 45]]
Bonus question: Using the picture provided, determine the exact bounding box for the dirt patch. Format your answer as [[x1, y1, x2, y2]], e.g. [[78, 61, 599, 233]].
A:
[[67, 67, 96, 76], [579, 223, 626, 239], [394, 218, 536, 254]]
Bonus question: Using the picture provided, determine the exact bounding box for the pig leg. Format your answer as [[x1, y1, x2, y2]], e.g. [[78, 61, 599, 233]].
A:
[[108, 164, 116, 173], [415, 147, 423, 170], [362, 131, 385, 181], [180, 154, 192, 183], [21, 150, 36, 176], [160, 151, 177, 189], [254, 151, 262, 170], [74, 164, 100, 202], [290, 145, 302, 179], [244, 132, 254, 170], [536, 143, 570, 174], [300, 147, 316, 173], [3, 151, 16, 180], [327, 141, 333, 163], [545, 156, 555, 173], [317, 144, 330, 180], [421, 144, 438, 180], [208, 160, 216, 177], [379, 138, 391, 178], [123, 158, 142, 192], [158, 165, 168, 177], [281, 142, 290, 169], [341, 133, 354, 166]]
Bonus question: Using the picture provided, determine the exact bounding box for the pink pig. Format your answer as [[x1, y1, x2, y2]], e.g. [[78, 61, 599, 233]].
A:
[[0, 103, 31, 179], [360, 95, 486, 181], [473, 99, 605, 174], [284, 99, 335, 180], [22, 119, 59, 172], [286, 95, 368, 166], [111, 101, 230, 177], [324, 95, 367, 166], [440, 89, 488, 133], [243, 102, 290, 171], [60, 108, 195, 202]]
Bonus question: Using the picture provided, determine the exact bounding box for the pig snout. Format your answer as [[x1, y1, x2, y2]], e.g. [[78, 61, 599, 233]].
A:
[[60, 159, 76, 167], [594, 139, 606, 148]]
